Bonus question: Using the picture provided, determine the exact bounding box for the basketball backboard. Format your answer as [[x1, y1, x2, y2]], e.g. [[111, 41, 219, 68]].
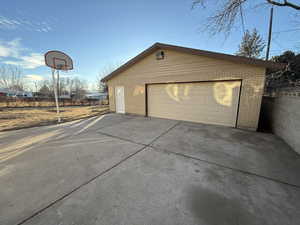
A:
[[44, 50, 73, 70]]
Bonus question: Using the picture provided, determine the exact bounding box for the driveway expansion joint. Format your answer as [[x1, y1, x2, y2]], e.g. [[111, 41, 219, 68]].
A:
[[15, 121, 180, 225], [16, 144, 148, 225], [97, 131, 148, 146], [150, 147, 300, 190], [148, 121, 181, 145], [97, 121, 181, 147]]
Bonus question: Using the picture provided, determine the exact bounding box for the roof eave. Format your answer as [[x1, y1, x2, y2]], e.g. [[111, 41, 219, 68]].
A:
[[101, 42, 286, 82], [101, 43, 160, 82]]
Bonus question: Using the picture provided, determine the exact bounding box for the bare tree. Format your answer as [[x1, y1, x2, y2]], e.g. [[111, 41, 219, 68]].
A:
[[63, 77, 74, 96], [71, 77, 87, 99], [192, 0, 300, 35], [38, 79, 53, 97], [0, 65, 24, 91], [266, 0, 300, 10], [58, 78, 68, 96], [236, 29, 266, 58], [37, 76, 87, 99], [98, 82, 108, 93], [33, 81, 41, 93], [97, 63, 122, 93]]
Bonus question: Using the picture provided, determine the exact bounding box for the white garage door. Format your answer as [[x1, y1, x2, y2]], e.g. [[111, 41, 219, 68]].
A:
[[147, 81, 241, 127]]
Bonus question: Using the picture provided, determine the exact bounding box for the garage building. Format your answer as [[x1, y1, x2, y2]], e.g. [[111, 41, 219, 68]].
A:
[[101, 43, 284, 130]]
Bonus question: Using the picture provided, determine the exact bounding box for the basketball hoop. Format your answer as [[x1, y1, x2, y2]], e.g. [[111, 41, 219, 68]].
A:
[[44, 50, 73, 123]]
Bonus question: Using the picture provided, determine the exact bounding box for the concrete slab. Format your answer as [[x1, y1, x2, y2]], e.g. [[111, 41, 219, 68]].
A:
[[151, 121, 300, 186], [0, 117, 96, 150], [98, 115, 179, 145], [23, 148, 300, 225], [2, 115, 299, 225], [0, 132, 143, 225], [82, 113, 137, 132]]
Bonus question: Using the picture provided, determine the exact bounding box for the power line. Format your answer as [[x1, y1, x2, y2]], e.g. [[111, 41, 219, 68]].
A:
[[273, 28, 300, 34], [272, 38, 285, 49], [239, 0, 246, 34]]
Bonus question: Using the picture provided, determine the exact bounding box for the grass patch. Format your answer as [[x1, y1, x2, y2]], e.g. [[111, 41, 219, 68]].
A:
[[0, 106, 109, 132]]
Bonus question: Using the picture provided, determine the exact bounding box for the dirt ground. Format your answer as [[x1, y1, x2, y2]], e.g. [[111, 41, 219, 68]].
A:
[[0, 106, 109, 132]]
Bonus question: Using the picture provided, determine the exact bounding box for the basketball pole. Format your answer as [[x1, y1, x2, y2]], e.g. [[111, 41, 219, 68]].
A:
[[52, 68, 61, 123], [45, 50, 73, 124], [56, 69, 61, 122], [57, 68, 60, 98]]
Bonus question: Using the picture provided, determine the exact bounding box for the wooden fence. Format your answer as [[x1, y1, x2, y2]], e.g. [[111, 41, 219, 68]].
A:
[[0, 97, 108, 108]]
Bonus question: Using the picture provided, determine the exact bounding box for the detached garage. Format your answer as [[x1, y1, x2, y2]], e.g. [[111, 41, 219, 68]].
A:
[[102, 43, 284, 130]]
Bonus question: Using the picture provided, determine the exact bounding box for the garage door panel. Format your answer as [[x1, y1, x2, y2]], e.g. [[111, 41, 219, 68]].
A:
[[147, 81, 241, 127]]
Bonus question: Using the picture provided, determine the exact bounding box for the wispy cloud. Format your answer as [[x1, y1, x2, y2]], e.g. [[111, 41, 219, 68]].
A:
[[0, 16, 21, 30], [43, 73, 82, 79], [0, 39, 44, 69], [4, 53, 44, 69], [0, 16, 52, 32], [61, 73, 82, 78], [24, 74, 44, 81], [0, 38, 24, 57]]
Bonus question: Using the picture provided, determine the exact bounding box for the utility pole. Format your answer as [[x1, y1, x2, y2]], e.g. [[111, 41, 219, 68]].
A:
[[266, 6, 274, 61]]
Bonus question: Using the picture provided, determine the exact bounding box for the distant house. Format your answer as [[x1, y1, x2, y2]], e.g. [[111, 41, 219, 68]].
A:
[[21, 91, 33, 98], [59, 95, 71, 99], [0, 88, 33, 98], [0, 89, 7, 97], [85, 92, 108, 100], [0, 88, 8, 97]]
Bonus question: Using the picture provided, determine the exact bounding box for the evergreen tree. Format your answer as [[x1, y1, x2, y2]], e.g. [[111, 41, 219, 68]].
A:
[[236, 29, 265, 58]]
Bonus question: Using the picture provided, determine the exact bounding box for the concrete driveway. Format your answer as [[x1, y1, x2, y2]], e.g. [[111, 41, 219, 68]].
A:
[[1, 113, 300, 225]]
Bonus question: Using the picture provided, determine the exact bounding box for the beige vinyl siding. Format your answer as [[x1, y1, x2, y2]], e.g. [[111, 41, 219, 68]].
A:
[[148, 81, 241, 127], [107, 49, 266, 130]]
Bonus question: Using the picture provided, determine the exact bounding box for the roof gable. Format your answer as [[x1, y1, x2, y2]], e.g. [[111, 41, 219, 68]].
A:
[[101, 42, 286, 82]]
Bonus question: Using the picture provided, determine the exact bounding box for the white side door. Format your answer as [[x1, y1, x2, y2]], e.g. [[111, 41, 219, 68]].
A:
[[115, 86, 125, 113]]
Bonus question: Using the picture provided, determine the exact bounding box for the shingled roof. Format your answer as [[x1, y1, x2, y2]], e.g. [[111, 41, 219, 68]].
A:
[[101, 42, 286, 82]]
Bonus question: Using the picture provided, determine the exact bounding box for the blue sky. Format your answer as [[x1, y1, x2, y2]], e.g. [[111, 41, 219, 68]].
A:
[[0, 0, 299, 90]]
